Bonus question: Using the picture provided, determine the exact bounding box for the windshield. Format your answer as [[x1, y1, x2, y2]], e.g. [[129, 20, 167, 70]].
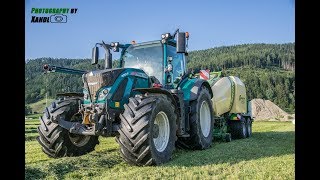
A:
[[122, 41, 163, 83]]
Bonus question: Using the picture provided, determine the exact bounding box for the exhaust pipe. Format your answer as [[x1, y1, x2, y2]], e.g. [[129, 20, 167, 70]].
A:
[[105, 48, 112, 69]]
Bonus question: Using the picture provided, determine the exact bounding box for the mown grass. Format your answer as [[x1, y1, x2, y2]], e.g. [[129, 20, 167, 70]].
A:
[[26, 113, 42, 119], [25, 119, 40, 141], [25, 121, 295, 179]]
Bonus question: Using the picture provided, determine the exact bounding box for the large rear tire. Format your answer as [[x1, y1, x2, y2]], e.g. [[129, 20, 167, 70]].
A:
[[36, 98, 99, 158], [178, 87, 214, 150], [117, 93, 177, 166]]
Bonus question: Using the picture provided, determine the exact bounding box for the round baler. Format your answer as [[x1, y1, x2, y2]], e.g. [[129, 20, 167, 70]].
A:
[[208, 75, 253, 141]]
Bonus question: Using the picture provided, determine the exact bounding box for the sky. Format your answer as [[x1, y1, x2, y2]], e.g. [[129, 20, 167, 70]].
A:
[[25, 0, 295, 60]]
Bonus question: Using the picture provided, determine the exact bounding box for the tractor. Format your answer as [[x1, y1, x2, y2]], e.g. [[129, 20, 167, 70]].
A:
[[37, 29, 253, 166]]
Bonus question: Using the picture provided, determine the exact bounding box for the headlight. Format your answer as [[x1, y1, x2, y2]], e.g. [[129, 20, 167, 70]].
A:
[[98, 88, 110, 100], [103, 89, 109, 94], [84, 94, 89, 100], [98, 93, 105, 100], [161, 34, 165, 39]]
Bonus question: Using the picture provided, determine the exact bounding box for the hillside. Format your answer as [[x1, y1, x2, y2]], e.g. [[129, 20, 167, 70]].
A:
[[28, 98, 55, 114], [25, 43, 295, 112], [188, 43, 295, 71]]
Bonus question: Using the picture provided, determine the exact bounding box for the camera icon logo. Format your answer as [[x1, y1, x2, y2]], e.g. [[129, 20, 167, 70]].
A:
[[50, 14, 67, 23]]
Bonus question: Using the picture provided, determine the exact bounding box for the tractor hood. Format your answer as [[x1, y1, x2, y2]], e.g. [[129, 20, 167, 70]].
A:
[[84, 68, 125, 101]]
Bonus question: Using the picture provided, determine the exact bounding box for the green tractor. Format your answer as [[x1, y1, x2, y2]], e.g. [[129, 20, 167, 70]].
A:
[[37, 29, 253, 166]]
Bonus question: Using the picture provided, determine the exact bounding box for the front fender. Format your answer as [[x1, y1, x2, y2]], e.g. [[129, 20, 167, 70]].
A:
[[132, 88, 178, 110]]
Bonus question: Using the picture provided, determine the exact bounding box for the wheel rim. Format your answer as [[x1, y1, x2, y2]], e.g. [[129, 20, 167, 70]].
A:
[[153, 111, 170, 152], [68, 134, 91, 147], [200, 101, 211, 137]]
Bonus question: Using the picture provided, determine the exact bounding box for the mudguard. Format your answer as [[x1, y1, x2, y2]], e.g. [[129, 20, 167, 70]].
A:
[[179, 78, 213, 101], [132, 88, 178, 110]]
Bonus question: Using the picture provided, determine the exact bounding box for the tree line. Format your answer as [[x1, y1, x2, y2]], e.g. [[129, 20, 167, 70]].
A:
[[187, 43, 295, 71]]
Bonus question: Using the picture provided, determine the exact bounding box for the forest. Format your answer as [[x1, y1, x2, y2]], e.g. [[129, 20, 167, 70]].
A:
[[25, 43, 295, 112]]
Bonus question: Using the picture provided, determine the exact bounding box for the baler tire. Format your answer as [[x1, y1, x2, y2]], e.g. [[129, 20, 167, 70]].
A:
[[36, 98, 99, 158], [117, 93, 177, 166], [178, 87, 214, 150], [225, 133, 232, 142], [228, 118, 247, 139], [246, 117, 252, 138]]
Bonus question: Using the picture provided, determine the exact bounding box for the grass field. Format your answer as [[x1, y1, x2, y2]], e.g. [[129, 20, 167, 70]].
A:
[[28, 98, 55, 114], [25, 120, 295, 179]]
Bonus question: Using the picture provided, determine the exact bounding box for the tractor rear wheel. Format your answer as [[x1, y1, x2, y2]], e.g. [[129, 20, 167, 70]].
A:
[[228, 117, 247, 139], [36, 98, 99, 157], [178, 87, 214, 149], [117, 93, 177, 166]]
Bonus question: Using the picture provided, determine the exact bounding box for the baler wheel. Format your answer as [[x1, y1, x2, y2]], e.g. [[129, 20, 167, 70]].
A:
[[228, 118, 247, 139]]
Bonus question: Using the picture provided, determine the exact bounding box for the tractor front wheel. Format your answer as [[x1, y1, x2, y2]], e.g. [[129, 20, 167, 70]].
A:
[[117, 93, 177, 166], [36, 98, 99, 157]]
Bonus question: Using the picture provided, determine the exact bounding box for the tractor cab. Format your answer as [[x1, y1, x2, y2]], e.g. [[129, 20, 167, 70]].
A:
[[90, 29, 189, 90], [121, 39, 187, 87]]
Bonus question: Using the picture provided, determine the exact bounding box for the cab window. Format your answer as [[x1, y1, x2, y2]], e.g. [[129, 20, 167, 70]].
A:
[[167, 45, 185, 80]]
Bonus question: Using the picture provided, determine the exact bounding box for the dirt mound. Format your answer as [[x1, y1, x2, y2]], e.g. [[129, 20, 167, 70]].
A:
[[250, 99, 294, 121]]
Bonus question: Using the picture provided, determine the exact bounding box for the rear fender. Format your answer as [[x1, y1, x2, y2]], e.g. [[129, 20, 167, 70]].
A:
[[179, 78, 213, 101]]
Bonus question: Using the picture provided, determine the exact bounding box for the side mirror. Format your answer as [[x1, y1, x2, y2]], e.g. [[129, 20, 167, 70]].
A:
[[176, 32, 186, 53], [92, 47, 99, 65], [105, 50, 112, 69]]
